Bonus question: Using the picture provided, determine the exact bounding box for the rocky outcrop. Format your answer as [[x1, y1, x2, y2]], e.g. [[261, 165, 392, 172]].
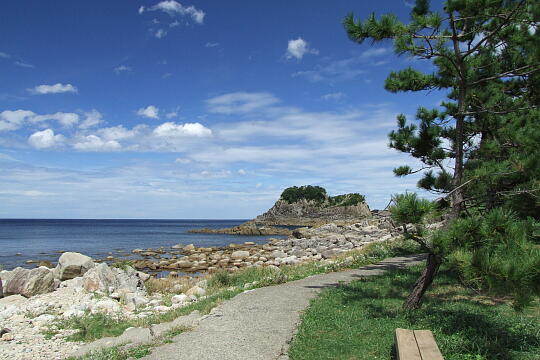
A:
[[54, 252, 95, 280], [190, 223, 291, 236], [3, 267, 59, 298], [254, 198, 372, 226]]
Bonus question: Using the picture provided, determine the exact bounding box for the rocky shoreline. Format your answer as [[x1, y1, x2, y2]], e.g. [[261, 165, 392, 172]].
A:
[[0, 211, 400, 359]]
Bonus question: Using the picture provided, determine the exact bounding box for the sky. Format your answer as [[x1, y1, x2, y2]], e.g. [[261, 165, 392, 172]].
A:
[[0, 0, 444, 219]]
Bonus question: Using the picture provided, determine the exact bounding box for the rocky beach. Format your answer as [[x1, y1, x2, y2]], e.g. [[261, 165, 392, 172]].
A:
[[0, 191, 404, 359]]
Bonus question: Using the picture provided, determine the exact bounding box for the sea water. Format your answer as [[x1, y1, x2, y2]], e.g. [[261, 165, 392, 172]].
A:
[[0, 219, 285, 270]]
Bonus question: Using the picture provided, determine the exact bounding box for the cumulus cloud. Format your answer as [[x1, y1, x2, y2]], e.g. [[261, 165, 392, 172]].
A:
[[113, 65, 132, 74], [153, 122, 212, 137], [0, 110, 36, 131], [32, 112, 79, 127], [137, 105, 160, 119], [28, 83, 78, 95], [207, 92, 279, 114], [28, 129, 65, 149], [73, 135, 121, 152], [286, 38, 319, 60], [79, 110, 104, 129], [97, 125, 142, 141], [0, 110, 80, 131], [144, 1, 205, 24]]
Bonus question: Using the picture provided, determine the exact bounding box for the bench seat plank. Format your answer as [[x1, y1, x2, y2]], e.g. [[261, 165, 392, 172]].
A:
[[395, 328, 422, 360], [414, 330, 444, 360]]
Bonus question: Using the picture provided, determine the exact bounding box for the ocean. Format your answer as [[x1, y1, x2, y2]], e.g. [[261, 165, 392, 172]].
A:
[[0, 219, 285, 271]]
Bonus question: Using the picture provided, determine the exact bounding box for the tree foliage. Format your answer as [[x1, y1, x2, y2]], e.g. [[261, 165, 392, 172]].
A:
[[280, 185, 328, 203], [346, 0, 540, 308]]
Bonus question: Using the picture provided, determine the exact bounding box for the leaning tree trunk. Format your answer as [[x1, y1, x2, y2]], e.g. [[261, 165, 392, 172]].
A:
[[403, 253, 442, 309]]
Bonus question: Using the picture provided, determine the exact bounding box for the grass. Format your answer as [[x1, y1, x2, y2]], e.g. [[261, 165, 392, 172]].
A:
[[45, 238, 421, 343], [67, 326, 189, 360], [288, 264, 540, 360]]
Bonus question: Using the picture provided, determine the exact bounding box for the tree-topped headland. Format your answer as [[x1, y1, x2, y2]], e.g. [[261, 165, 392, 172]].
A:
[[280, 185, 366, 207]]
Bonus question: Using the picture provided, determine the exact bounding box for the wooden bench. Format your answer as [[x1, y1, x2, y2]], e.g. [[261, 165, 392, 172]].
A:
[[395, 328, 444, 360]]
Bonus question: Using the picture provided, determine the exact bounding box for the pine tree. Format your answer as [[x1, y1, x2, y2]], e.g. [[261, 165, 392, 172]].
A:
[[344, 0, 540, 308]]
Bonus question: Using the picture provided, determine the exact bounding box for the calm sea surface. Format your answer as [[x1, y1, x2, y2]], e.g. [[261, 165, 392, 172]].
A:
[[0, 219, 285, 270]]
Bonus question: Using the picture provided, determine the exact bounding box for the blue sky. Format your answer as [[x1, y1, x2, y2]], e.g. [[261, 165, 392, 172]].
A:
[[0, 0, 443, 219]]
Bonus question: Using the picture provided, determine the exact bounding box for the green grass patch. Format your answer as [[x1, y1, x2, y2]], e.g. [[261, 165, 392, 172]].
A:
[[48, 238, 420, 344], [288, 265, 540, 360]]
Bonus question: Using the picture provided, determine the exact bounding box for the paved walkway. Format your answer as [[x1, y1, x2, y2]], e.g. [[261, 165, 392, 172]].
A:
[[141, 254, 425, 360]]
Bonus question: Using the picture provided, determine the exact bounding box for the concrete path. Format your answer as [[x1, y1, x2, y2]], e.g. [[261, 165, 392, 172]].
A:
[[141, 254, 426, 360]]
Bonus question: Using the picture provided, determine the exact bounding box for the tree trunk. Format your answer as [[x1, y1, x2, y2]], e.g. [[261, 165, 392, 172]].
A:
[[403, 253, 442, 309], [0, 277, 3, 299], [449, 12, 467, 220]]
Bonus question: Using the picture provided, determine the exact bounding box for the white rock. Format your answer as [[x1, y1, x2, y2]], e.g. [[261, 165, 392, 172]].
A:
[[231, 250, 250, 260], [171, 294, 189, 304], [186, 286, 206, 297]]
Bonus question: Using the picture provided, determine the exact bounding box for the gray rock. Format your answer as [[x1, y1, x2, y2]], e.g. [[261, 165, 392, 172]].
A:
[[54, 252, 95, 281], [4, 267, 58, 297], [271, 250, 287, 259], [231, 250, 250, 260], [83, 263, 145, 294], [186, 286, 206, 297]]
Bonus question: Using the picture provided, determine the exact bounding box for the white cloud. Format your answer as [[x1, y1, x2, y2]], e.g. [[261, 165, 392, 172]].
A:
[[1, 110, 80, 131], [205, 42, 219, 48], [28, 129, 65, 149], [32, 112, 79, 127], [73, 135, 121, 152], [292, 57, 367, 83], [147, 1, 205, 24], [137, 105, 160, 119], [28, 83, 77, 95], [321, 92, 346, 101], [286, 38, 319, 60], [238, 169, 247, 175], [153, 122, 212, 137], [361, 47, 391, 58], [97, 125, 140, 141], [79, 110, 104, 129], [138, 6, 145, 14], [0, 52, 10, 59], [175, 158, 191, 164], [207, 92, 279, 114], [155, 29, 167, 38], [165, 111, 178, 118], [169, 20, 180, 28], [0, 110, 36, 131], [114, 65, 132, 74], [14, 61, 34, 68]]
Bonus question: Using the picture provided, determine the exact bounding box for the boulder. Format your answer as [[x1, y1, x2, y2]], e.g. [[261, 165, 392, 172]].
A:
[[0, 295, 29, 309], [171, 294, 189, 304], [83, 263, 145, 294], [231, 250, 250, 260], [83, 263, 117, 292], [186, 286, 206, 297], [183, 244, 195, 251], [54, 252, 95, 281], [4, 267, 59, 298]]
